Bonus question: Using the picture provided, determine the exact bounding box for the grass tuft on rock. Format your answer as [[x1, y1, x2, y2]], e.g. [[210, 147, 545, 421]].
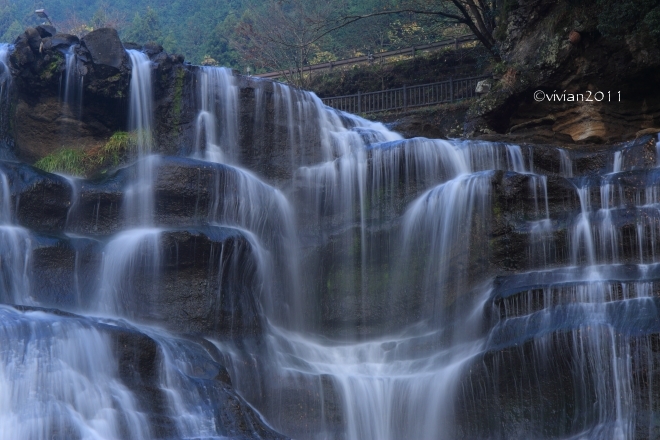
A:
[[34, 148, 86, 176], [34, 131, 138, 177], [93, 131, 136, 167]]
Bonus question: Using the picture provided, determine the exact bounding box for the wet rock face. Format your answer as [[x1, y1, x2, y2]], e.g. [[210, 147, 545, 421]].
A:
[[6, 30, 326, 178], [457, 273, 660, 439], [138, 227, 265, 341], [0, 161, 72, 231], [65, 156, 248, 234]]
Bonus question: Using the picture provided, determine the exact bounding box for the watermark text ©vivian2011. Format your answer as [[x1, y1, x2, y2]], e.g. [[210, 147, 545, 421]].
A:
[[534, 90, 621, 102]]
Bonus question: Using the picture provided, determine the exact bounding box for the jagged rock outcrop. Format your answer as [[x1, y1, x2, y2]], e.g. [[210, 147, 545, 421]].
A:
[[7, 26, 194, 162], [466, 0, 660, 144]]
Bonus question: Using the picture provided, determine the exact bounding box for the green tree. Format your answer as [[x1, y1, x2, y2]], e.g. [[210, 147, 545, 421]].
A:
[[206, 14, 241, 67], [1, 20, 23, 43], [124, 7, 163, 44], [596, 0, 660, 39]]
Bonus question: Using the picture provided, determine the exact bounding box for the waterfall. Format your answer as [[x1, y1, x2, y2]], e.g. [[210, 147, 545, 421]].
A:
[[127, 50, 154, 155], [194, 66, 239, 163], [0, 44, 10, 104], [6, 43, 660, 439], [125, 50, 157, 226], [0, 44, 12, 156], [61, 45, 83, 116], [0, 307, 151, 440], [0, 169, 32, 305]]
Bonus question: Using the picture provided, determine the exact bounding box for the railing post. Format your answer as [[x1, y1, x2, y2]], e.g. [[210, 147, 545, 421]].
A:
[[403, 84, 407, 111], [357, 91, 362, 113], [449, 77, 454, 103]]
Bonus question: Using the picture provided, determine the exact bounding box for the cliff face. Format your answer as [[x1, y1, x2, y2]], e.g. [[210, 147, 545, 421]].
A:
[[467, 0, 660, 144]]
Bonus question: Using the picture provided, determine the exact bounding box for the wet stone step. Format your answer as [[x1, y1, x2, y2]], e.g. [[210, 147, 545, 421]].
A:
[[492, 205, 660, 271], [0, 226, 265, 341], [570, 167, 660, 209], [487, 265, 660, 319], [64, 156, 289, 237], [527, 134, 657, 177], [490, 280, 660, 320], [455, 319, 660, 440]]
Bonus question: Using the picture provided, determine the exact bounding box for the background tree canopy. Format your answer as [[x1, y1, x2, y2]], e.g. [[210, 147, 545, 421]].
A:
[[0, 0, 466, 70]]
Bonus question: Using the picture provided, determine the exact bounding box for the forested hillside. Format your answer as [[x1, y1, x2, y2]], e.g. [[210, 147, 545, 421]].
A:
[[0, 0, 462, 69]]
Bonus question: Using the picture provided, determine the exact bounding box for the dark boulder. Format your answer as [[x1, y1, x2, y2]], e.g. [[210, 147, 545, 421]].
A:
[[0, 161, 72, 232], [81, 28, 128, 76], [35, 25, 56, 38], [49, 33, 79, 50], [158, 227, 265, 340], [107, 320, 289, 439], [24, 28, 42, 54], [3, 224, 265, 342], [122, 42, 142, 51], [39, 37, 52, 51], [142, 42, 164, 57], [10, 33, 35, 67], [68, 156, 289, 235], [67, 171, 127, 235]]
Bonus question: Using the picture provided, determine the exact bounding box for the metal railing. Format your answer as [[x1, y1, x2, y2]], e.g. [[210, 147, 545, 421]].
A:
[[321, 74, 491, 114], [254, 35, 478, 79]]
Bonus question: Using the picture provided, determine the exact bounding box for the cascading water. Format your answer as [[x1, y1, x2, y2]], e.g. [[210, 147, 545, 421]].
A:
[[4, 37, 660, 439], [127, 50, 154, 156], [61, 45, 83, 116], [124, 50, 158, 227], [0, 307, 152, 440], [0, 44, 13, 156], [0, 44, 10, 106], [194, 66, 239, 163]]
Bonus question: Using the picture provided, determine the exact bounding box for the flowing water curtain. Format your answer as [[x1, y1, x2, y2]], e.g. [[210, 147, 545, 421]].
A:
[[195, 66, 239, 163], [127, 50, 154, 156], [0, 169, 32, 305], [398, 172, 493, 323], [0, 44, 12, 155], [0, 307, 151, 440], [6, 33, 660, 439], [125, 51, 157, 226], [96, 228, 161, 317], [453, 143, 660, 438], [206, 164, 302, 327], [61, 45, 84, 118]]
